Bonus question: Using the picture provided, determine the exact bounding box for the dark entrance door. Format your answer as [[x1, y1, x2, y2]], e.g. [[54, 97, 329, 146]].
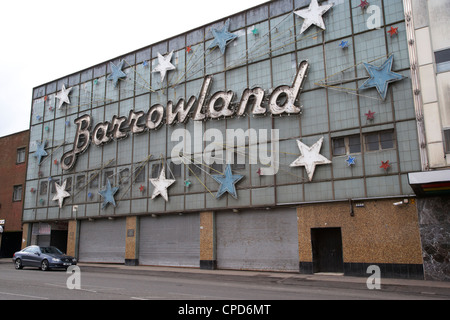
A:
[[311, 228, 344, 273], [0, 232, 22, 258], [51, 230, 68, 253]]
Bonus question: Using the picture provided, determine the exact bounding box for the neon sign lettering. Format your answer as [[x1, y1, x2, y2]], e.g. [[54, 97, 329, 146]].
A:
[[60, 60, 309, 171]]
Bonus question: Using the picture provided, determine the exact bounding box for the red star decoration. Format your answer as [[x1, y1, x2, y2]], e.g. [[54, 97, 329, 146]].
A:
[[380, 161, 391, 170], [186, 46, 192, 53], [388, 26, 398, 37], [256, 168, 262, 176], [365, 110, 376, 120], [139, 185, 145, 192], [358, 0, 370, 10]]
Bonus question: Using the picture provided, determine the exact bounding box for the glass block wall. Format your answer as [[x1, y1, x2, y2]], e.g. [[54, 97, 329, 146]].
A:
[[24, 0, 420, 222]]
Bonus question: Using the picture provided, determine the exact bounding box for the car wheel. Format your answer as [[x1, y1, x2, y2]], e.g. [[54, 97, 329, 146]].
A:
[[14, 258, 23, 270], [40, 259, 50, 271]]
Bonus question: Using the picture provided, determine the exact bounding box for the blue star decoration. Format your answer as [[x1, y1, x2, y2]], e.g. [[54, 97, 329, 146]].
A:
[[107, 60, 127, 87], [346, 156, 356, 167], [339, 40, 350, 49], [98, 179, 120, 209], [34, 141, 48, 165], [208, 19, 238, 55], [212, 164, 244, 199], [358, 54, 405, 100]]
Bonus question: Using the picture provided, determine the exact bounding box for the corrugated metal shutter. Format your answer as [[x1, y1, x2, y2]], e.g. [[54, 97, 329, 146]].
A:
[[37, 235, 50, 247], [216, 209, 299, 272], [78, 219, 126, 263], [139, 214, 200, 267]]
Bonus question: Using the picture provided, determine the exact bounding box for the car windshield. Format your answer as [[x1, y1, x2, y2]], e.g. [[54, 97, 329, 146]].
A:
[[40, 247, 63, 255]]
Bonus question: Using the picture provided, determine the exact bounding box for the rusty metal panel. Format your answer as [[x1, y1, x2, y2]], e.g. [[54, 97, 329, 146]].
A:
[[216, 209, 299, 272]]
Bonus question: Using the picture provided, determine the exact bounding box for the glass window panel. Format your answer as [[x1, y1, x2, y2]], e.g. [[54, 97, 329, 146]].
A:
[[348, 135, 361, 154], [76, 175, 85, 190], [17, 148, 26, 164], [89, 173, 99, 188], [170, 162, 182, 178], [365, 133, 379, 151], [51, 179, 60, 194], [444, 129, 450, 153], [189, 158, 201, 176], [13, 185, 23, 201], [151, 164, 160, 179], [66, 177, 73, 192], [103, 170, 114, 186], [333, 138, 346, 156], [380, 131, 395, 150], [40, 181, 48, 196], [119, 168, 130, 185], [135, 166, 146, 182]]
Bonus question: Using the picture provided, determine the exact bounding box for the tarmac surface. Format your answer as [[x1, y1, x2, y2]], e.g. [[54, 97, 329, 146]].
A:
[[1, 258, 450, 300]]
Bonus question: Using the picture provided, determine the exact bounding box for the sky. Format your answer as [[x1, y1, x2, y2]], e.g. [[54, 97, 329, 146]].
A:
[[0, 0, 268, 138]]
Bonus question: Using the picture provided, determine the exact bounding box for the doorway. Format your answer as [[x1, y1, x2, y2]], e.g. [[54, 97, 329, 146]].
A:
[[311, 228, 344, 273]]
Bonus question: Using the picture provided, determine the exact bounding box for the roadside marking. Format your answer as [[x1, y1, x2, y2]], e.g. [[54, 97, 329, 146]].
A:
[[45, 283, 97, 293], [0, 291, 49, 300]]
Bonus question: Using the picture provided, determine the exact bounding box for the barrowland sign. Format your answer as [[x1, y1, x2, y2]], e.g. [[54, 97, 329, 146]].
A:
[[61, 60, 309, 173]]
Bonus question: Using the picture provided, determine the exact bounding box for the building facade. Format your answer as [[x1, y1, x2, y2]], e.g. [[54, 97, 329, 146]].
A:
[[23, 0, 426, 279], [0, 130, 29, 258], [404, 0, 450, 281]]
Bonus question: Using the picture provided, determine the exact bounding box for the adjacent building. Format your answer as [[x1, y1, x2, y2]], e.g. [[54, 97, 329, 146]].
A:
[[0, 130, 29, 258], [23, 0, 429, 279], [404, 0, 450, 281]]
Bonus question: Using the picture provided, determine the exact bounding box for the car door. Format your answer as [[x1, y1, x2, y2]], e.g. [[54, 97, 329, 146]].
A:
[[27, 247, 43, 267], [19, 248, 33, 266]]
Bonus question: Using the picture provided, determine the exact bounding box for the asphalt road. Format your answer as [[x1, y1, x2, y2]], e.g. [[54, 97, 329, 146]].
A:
[[1, 260, 450, 302]]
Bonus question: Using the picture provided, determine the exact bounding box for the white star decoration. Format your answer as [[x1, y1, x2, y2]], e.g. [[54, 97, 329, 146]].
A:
[[294, 0, 334, 34], [152, 51, 176, 82], [55, 85, 72, 109], [150, 167, 176, 202], [290, 137, 332, 182], [52, 180, 71, 208]]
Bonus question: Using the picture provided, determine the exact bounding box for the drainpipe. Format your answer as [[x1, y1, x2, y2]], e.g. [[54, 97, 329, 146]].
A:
[[403, 0, 429, 171]]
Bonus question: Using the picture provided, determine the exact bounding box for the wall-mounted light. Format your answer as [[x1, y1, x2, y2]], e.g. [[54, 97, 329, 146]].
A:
[[393, 199, 410, 206]]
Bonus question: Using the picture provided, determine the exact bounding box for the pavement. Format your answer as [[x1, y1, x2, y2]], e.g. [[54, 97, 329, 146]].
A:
[[2, 258, 450, 292]]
